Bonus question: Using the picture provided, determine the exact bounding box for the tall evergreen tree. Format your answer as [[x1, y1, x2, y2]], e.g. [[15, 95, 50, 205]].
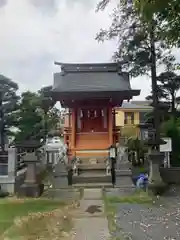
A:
[[0, 75, 19, 150], [14, 89, 59, 142], [134, 0, 180, 46], [96, 0, 175, 141]]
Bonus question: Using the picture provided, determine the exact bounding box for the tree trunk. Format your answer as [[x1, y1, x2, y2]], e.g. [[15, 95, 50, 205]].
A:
[[150, 23, 160, 146], [171, 92, 177, 164], [43, 112, 48, 143], [171, 93, 176, 118]]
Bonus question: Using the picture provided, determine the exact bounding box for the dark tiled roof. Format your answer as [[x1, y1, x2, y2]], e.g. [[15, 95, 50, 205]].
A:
[[121, 102, 152, 109], [53, 62, 136, 93], [54, 62, 121, 73], [131, 100, 152, 106]]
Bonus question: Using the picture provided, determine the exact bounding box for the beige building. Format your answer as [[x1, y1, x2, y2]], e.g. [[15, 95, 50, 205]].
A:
[[115, 101, 152, 138]]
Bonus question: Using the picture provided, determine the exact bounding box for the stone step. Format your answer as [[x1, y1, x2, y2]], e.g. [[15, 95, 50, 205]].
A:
[[79, 157, 107, 164], [43, 188, 81, 200], [77, 163, 107, 170], [116, 169, 132, 176], [79, 171, 107, 177], [72, 182, 113, 188], [72, 173, 111, 184], [115, 175, 134, 187]]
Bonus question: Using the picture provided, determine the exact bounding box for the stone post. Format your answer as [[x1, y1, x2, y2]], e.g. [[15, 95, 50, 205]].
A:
[[148, 150, 167, 195], [18, 152, 44, 197], [115, 148, 133, 187], [53, 160, 68, 188], [8, 148, 17, 178]]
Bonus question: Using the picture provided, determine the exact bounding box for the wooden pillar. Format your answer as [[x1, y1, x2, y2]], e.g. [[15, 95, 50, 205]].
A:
[[71, 109, 76, 150], [108, 107, 113, 146], [68, 111, 71, 127], [112, 109, 116, 143]]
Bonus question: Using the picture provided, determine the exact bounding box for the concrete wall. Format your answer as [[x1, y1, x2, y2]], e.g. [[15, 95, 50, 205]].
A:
[[115, 109, 140, 138], [0, 168, 27, 194], [0, 148, 27, 194], [115, 110, 124, 127]]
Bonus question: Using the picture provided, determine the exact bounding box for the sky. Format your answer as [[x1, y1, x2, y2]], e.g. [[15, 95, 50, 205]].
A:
[[0, 0, 167, 100]]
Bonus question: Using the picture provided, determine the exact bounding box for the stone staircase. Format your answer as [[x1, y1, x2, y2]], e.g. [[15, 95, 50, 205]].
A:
[[72, 157, 113, 188]]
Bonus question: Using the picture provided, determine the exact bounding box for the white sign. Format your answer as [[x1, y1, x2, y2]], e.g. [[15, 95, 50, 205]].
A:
[[109, 148, 116, 158], [160, 137, 172, 152]]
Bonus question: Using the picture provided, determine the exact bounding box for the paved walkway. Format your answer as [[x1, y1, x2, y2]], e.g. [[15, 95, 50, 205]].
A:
[[72, 188, 110, 240]]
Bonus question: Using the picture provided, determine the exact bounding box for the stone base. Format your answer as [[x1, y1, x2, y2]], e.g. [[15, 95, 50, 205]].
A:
[[43, 188, 80, 200], [0, 189, 9, 198], [17, 183, 44, 198], [115, 170, 133, 187], [148, 181, 169, 195], [53, 175, 69, 188]]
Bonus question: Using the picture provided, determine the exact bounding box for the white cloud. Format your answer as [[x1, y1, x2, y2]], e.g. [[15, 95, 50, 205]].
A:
[[0, 0, 149, 99]]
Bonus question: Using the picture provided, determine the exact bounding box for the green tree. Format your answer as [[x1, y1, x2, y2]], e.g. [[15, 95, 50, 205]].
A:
[[157, 72, 180, 116], [134, 0, 180, 46], [161, 117, 180, 166], [14, 91, 43, 142], [0, 75, 19, 150], [146, 71, 180, 117], [126, 137, 147, 166], [38, 85, 56, 142], [14, 89, 59, 142], [96, 0, 175, 142]]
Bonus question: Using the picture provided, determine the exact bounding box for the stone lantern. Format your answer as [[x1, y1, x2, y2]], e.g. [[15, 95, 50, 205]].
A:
[[138, 123, 168, 195], [16, 140, 44, 197]]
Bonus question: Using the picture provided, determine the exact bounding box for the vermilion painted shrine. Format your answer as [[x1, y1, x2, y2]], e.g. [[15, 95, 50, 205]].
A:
[[52, 62, 140, 161]]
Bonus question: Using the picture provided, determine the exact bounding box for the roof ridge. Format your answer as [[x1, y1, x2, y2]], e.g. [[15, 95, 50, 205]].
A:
[[55, 62, 122, 73]]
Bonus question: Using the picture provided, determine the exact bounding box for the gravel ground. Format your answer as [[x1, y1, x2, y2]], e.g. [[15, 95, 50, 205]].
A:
[[108, 186, 180, 240], [113, 203, 180, 240]]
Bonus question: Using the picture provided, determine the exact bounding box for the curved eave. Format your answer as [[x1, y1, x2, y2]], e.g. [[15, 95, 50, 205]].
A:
[[51, 89, 140, 108], [51, 90, 140, 101]]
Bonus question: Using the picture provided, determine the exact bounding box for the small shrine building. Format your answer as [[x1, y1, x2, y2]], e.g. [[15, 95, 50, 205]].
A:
[[52, 62, 140, 161]]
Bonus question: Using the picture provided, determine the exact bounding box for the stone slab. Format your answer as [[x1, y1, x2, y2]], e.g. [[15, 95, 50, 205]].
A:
[[72, 188, 110, 239], [77, 199, 104, 217], [43, 188, 80, 200], [72, 217, 110, 240], [53, 175, 69, 188], [106, 187, 135, 197], [83, 188, 102, 200]]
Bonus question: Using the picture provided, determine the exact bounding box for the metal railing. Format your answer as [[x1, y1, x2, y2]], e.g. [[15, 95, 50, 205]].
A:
[[16, 149, 27, 172], [0, 144, 67, 177]]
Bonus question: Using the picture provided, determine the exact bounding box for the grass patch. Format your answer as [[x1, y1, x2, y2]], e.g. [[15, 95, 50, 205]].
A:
[[4, 206, 73, 240], [103, 190, 118, 234], [0, 198, 66, 237], [106, 191, 153, 204]]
